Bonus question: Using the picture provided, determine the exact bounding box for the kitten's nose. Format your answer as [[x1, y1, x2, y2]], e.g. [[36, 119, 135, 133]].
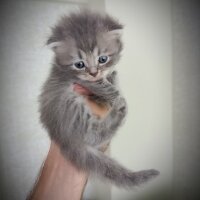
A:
[[89, 71, 98, 77], [88, 67, 98, 77]]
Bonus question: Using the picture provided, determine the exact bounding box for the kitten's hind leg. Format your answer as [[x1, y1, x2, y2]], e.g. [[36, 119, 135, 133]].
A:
[[61, 145, 159, 188]]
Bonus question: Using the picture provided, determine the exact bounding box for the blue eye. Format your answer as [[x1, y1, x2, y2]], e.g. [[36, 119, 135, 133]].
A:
[[74, 61, 85, 69], [98, 56, 108, 64]]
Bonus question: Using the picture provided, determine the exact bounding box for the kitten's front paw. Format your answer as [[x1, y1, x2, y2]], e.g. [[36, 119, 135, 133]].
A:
[[107, 71, 117, 84], [114, 97, 127, 117]]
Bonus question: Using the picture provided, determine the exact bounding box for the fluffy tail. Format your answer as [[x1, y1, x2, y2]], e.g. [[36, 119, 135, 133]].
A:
[[62, 145, 159, 188]]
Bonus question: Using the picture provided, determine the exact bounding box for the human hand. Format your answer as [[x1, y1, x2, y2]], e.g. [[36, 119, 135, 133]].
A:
[[27, 142, 88, 200], [73, 83, 110, 118]]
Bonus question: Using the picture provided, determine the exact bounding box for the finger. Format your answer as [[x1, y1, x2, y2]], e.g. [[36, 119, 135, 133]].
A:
[[73, 84, 91, 95], [85, 98, 110, 118]]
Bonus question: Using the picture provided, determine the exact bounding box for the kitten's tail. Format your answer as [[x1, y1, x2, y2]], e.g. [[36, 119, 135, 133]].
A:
[[63, 146, 159, 188]]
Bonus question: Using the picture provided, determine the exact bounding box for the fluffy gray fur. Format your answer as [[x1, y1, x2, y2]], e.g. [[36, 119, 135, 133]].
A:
[[39, 10, 159, 188]]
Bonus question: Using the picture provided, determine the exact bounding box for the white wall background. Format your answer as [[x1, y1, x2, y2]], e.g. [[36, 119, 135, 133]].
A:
[[0, 0, 172, 199]]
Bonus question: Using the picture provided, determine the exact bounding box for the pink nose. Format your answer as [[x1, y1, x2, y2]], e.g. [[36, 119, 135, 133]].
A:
[[89, 71, 98, 77]]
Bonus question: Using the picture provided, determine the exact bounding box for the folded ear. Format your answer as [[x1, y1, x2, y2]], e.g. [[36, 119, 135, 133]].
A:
[[46, 36, 58, 45], [107, 29, 123, 39], [47, 40, 73, 57], [46, 34, 62, 52], [46, 36, 76, 66], [47, 41, 63, 51], [46, 36, 75, 55]]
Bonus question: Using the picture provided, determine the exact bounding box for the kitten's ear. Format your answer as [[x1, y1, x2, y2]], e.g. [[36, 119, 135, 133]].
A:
[[107, 29, 123, 39], [46, 36, 75, 54], [46, 36, 68, 55], [48, 41, 70, 56], [46, 36, 57, 45], [46, 36, 63, 52], [47, 41, 63, 52]]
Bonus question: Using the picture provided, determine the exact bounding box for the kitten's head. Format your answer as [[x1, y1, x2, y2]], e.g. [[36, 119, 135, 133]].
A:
[[47, 10, 123, 81]]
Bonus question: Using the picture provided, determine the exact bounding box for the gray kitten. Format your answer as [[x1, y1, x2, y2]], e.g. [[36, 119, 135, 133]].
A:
[[39, 10, 159, 188]]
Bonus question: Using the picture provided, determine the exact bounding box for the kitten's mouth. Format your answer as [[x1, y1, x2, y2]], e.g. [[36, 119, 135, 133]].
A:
[[89, 76, 102, 82], [78, 73, 103, 82], [87, 70, 101, 82]]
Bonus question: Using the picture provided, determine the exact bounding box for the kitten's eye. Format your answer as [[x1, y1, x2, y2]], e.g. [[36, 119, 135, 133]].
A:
[[98, 56, 108, 64], [74, 61, 85, 69]]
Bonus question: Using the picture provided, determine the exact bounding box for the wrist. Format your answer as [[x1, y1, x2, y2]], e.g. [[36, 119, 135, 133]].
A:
[[29, 142, 88, 200]]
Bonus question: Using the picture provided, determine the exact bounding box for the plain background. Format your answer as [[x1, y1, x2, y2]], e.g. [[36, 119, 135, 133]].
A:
[[0, 0, 199, 200]]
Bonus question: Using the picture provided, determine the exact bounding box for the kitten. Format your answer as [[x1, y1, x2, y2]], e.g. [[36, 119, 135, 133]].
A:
[[39, 10, 159, 188]]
